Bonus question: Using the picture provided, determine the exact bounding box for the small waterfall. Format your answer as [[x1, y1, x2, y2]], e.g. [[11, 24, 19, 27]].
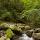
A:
[[19, 33, 34, 40]]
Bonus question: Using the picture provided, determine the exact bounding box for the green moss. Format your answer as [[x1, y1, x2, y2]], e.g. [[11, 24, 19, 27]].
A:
[[5, 29, 14, 38], [6, 38, 10, 40]]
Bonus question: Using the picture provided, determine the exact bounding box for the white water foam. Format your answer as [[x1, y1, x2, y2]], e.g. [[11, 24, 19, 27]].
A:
[[19, 33, 34, 40]]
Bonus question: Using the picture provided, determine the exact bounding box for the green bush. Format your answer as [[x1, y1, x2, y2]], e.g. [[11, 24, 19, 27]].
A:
[[21, 0, 40, 10], [21, 9, 40, 27]]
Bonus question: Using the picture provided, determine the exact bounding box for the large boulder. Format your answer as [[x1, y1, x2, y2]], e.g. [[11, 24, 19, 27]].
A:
[[32, 33, 40, 40], [33, 28, 40, 33], [26, 28, 40, 37], [26, 29, 34, 37]]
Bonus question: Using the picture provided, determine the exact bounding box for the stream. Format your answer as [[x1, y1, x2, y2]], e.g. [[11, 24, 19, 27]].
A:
[[0, 21, 35, 40], [19, 33, 34, 40]]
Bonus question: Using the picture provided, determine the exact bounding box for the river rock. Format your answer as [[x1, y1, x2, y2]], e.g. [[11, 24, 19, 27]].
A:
[[10, 35, 20, 40], [32, 33, 40, 40], [24, 25, 31, 30], [0, 22, 31, 31], [33, 28, 40, 33], [26, 29, 34, 37], [0, 36, 6, 40], [26, 28, 40, 37], [0, 30, 5, 37]]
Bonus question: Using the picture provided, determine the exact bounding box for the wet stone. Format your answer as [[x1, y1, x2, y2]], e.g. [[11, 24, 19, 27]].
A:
[[0, 30, 5, 37]]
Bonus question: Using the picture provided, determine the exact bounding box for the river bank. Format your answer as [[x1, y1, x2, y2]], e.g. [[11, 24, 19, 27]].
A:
[[0, 21, 40, 40]]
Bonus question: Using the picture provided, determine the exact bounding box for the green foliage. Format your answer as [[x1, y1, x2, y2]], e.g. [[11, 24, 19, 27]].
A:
[[0, 9, 12, 21], [21, 0, 40, 10], [21, 9, 40, 27], [0, 0, 40, 27], [0, 0, 40, 40]]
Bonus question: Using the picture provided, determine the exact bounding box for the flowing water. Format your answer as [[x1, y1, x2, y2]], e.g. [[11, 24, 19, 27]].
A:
[[19, 33, 34, 40]]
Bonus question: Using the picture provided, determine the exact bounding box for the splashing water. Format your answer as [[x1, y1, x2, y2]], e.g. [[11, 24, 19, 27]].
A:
[[19, 33, 34, 40]]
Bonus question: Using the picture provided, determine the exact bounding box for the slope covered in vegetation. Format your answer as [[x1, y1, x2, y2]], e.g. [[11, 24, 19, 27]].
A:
[[0, 0, 40, 40]]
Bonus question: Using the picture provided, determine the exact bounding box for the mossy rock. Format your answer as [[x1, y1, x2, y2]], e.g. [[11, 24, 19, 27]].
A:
[[5, 29, 14, 38]]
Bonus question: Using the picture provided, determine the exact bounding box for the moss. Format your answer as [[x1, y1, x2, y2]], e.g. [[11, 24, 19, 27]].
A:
[[5, 29, 14, 38], [6, 38, 10, 40]]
